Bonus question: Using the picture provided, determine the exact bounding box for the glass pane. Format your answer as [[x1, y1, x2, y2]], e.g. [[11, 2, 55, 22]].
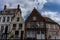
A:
[[17, 17, 19, 22], [7, 17, 10, 22], [33, 16, 36, 20], [0, 17, 1, 22], [3, 17, 5, 22], [27, 31, 35, 38], [19, 24, 22, 29], [1, 26, 4, 33], [13, 24, 16, 29]]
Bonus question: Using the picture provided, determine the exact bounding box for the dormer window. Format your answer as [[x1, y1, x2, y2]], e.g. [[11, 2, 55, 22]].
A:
[[33, 16, 36, 20]]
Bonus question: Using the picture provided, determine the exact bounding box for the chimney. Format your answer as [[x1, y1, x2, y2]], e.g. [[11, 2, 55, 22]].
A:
[[17, 4, 22, 13], [17, 4, 20, 10], [4, 5, 7, 10]]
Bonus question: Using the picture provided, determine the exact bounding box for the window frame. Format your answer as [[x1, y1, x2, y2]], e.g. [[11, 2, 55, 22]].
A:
[[17, 17, 19, 22], [7, 16, 10, 22], [2, 17, 5, 22], [33, 16, 36, 20], [13, 24, 16, 30], [19, 23, 22, 29]]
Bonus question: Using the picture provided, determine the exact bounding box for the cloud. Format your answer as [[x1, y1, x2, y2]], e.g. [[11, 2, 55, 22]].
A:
[[41, 11, 60, 24], [0, 0, 47, 17], [0, 0, 60, 25], [47, 0, 60, 5]]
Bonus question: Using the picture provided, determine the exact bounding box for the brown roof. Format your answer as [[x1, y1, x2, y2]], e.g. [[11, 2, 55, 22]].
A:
[[4, 8, 21, 13], [25, 8, 44, 22], [5, 8, 18, 11], [43, 17, 56, 23], [0, 8, 21, 15]]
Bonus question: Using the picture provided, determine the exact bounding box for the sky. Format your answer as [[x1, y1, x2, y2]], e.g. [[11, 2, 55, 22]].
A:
[[0, 0, 60, 25]]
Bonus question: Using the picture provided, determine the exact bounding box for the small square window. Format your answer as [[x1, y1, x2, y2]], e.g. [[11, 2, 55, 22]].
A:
[[33, 16, 36, 20]]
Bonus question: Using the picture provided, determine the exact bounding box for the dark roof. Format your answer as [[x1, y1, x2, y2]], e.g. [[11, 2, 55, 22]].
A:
[[25, 8, 58, 24], [25, 8, 44, 22]]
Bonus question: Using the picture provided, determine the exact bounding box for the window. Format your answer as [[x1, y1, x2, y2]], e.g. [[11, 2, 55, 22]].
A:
[[0, 17, 1, 22], [41, 31, 45, 34], [13, 24, 16, 30], [17, 17, 19, 22], [30, 22, 38, 28], [48, 24, 51, 29], [49, 32, 56, 36], [15, 31, 19, 35], [40, 22, 44, 28], [7, 17, 10, 22], [27, 31, 35, 37], [1, 26, 4, 33], [27, 23, 30, 28], [37, 31, 40, 34], [37, 23, 40, 27], [33, 16, 36, 20], [53, 25, 56, 29], [10, 35, 14, 38], [3, 17, 5, 22], [15, 31, 19, 38], [4, 26, 8, 33], [11, 17, 13, 21], [19, 24, 22, 29]]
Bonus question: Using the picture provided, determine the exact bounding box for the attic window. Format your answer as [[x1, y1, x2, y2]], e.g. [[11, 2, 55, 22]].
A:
[[33, 16, 36, 20], [17, 17, 19, 22]]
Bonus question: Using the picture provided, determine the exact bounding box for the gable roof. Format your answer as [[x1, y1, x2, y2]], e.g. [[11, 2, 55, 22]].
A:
[[25, 8, 44, 22], [25, 8, 58, 24]]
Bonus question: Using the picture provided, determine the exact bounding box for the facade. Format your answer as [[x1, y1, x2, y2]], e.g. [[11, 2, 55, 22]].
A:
[[0, 5, 24, 39], [24, 8, 46, 40], [44, 17, 60, 39], [24, 8, 60, 40], [0, 5, 60, 40]]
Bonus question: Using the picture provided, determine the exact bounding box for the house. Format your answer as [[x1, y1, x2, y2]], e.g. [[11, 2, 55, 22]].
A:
[[57, 26, 60, 39], [24, 8, 60, 40], [0, 4, 24, 40], [24, 8, 46, 40], [43, 17, 60, 39]]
